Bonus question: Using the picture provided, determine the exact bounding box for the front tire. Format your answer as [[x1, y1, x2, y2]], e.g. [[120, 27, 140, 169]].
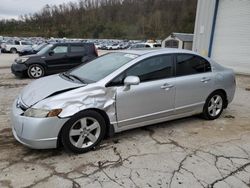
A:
[[27, 64, 45, 79], [202, 91, 225, 120], [61, 110, 106, 154]]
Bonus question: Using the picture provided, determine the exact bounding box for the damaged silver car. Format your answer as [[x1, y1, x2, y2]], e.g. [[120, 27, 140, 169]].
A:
[[11, 49, 236, 153]]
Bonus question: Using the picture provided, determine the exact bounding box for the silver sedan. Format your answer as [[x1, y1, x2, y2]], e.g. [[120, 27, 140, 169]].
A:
[[11, 49, 236, 153]]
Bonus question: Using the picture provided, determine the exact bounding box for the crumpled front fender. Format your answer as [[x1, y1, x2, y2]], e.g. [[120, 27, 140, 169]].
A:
[[34, 85, 117, 123]]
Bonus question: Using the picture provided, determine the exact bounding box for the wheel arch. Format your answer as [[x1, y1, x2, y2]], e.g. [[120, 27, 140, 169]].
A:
[[10, 47, 17, 53], [27, 62, 47, 70], [27, 63, 47, 76], [57, 108, 114, 148]]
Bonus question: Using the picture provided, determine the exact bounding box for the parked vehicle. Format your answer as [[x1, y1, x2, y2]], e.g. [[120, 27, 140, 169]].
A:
[[94, 43, 104, 49], [129, 42, 161, 49], [106, 43, 120, 50], [119, 42, 130, 49], [1, 40, 32, 53], [11, 49, 235, 153], [11, 42, 98, 79], [19, 43, 48, 56]]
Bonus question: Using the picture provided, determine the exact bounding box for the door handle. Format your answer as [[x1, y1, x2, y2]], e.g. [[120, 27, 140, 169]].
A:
[[161, 83, 174, 90], [201, 77, 211, 83]]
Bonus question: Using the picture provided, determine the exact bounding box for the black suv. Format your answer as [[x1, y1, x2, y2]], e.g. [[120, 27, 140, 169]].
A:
[[11, 42, 98, 78]]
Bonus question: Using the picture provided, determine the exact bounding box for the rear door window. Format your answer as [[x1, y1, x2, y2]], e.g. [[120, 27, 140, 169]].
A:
[[70, 45, 86, 53], [175, 54, 211, 76]]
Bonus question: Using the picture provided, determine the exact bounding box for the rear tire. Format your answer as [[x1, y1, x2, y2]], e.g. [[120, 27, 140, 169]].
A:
[[61, 110, 106, 154], [202, 91, 225, 120], [27, 64, 45, 79]]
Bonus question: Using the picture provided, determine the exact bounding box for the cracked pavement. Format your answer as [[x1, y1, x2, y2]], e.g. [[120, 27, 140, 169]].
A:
[[0, 67, 250, 188]]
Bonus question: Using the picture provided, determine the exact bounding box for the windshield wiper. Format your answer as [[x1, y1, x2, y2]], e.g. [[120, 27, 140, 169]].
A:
[[69, 74, 86, 84]]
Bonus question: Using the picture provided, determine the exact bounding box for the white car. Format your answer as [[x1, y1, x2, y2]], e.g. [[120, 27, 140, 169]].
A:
[[2, 40, 32, 54], [129, 42, 161, 49], [107, 44, 120, 50], [94, 43, 102, 49]]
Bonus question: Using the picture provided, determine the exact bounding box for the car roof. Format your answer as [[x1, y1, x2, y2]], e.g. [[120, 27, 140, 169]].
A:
[[119, 48, 199, 56]]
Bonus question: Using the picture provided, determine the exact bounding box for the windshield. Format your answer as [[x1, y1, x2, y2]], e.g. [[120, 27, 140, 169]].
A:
[[69, 52, 138, 83], [22, 41, 32, 45], [37, 44, 53, 55]]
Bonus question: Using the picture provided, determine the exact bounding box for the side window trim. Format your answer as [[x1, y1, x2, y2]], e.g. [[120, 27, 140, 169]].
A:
[[106, 54, 174, 87]]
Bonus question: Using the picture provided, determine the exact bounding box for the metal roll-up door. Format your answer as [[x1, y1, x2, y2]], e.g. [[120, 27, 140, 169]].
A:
[[211, 0, 250, 74]]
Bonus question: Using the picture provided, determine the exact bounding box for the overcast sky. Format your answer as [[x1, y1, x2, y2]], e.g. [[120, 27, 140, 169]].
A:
[[0, 0, 76, 20]]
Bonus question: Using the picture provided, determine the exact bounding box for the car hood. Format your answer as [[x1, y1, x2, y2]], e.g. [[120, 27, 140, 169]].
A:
[[20, 74, 85, 107], [22, 54, 41, 58]]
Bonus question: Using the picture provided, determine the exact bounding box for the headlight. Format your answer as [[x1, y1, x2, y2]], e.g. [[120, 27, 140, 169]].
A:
[[15, 57, 29, 63], [23, 108, 62, 118]]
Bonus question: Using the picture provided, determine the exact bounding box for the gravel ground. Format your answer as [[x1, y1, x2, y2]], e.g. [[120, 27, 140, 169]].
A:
[[0, 54, 18, 68], [0, 67, 250, 188]]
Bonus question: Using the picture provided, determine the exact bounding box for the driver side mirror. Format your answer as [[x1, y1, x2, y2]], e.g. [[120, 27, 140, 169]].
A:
[[123, 76, 140, 90]]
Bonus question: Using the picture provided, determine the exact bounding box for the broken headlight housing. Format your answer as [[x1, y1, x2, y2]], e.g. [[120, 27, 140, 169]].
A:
[[23, 108, 62, 118]]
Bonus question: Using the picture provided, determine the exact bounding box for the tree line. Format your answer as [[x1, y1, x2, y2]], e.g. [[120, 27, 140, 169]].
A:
[[0, 0, 197, 39]]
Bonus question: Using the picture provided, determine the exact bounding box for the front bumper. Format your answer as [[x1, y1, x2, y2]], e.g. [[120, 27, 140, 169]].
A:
[[11, 99, 69, 149], [11, 63, 28, 77]]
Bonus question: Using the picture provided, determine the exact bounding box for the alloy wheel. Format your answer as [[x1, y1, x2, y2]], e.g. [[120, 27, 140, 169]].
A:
[[69, 117, 101, 149], [208, 95, 223, 117], [30, 66, 43, 78]]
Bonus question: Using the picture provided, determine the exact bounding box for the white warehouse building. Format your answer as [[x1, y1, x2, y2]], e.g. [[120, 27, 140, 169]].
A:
[[193, 0, 250, 74]]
